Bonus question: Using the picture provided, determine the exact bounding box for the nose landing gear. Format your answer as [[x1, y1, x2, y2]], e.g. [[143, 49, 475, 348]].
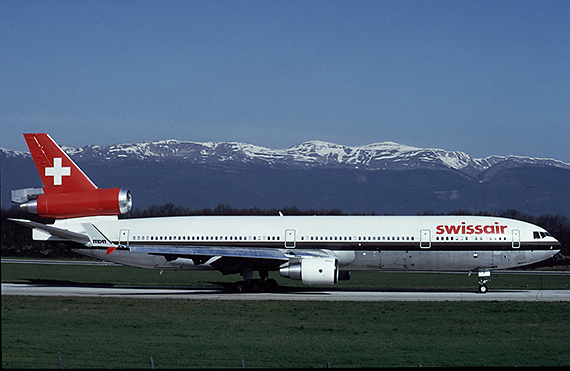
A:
[[477, 270, 491, 294]]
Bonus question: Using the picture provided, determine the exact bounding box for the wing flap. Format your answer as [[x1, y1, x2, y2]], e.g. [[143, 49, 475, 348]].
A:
[[129, 245, 293, 260], [129, 245, 331, 261]]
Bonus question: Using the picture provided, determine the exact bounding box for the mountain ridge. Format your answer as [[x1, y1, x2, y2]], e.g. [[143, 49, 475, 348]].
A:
[[2, 139, 568, 179], [2, 139, 569, 217]]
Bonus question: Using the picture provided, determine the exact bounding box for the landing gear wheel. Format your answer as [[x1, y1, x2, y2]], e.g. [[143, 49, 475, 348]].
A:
[[234, 278, 279, 293], [235, 281, 247, 293], [478, 284, 488, 294], [249, 279, 262, 293], [476, 270, 491, 294], [264, 278, 278, 291]]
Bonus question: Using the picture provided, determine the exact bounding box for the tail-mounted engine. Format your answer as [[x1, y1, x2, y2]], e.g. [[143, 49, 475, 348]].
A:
[[12, 187, 132, 219], [279, 257, 339, 285]]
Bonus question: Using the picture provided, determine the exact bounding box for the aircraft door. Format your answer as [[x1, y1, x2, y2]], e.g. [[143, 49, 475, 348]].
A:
[[285, 229, 296, 248], [420, 229, 431, 249], [119, 229, 130, 246], [512, 229, 520, 249]]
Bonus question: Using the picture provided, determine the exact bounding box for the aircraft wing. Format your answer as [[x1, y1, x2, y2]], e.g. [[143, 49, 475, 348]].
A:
[[129, 245, 331, 275]]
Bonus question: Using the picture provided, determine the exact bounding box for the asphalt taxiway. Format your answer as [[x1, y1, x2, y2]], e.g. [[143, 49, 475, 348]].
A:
[[3, 259, 569, 301], [2, 283, 569, 301]]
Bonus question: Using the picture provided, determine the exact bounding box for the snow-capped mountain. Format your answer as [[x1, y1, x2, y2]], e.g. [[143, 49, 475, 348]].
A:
[[2, 140, 569, 217], [8, 139, 567, 177]]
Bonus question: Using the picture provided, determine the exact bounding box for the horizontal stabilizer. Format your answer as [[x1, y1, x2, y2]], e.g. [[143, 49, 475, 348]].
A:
[[8, 218, 90, 245]]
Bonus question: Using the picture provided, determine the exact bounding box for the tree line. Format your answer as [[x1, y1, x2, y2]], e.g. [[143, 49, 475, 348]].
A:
[[2, 204, 569, 264]]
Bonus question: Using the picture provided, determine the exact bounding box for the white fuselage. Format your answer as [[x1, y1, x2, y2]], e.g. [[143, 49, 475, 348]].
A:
[[47, 215, 560, 273]]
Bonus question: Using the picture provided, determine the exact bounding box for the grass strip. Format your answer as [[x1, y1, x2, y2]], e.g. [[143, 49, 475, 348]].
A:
[[2, 261, 569, 291], [2, 296, 570, 368], [2, 261, 570, 368]]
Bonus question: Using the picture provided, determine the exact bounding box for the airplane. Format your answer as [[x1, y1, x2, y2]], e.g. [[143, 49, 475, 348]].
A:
[[10, 133, 561, 293]]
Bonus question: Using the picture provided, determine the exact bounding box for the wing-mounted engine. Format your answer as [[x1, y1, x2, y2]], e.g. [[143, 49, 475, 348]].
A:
[[13, 187, 132, 219], [279, 257, 339, 285]]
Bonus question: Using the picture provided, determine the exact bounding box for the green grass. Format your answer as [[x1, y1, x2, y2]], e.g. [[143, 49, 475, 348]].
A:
[[2, 261, 570, 368], [2, 260, 569, 291], [2, 297, 569, 368]]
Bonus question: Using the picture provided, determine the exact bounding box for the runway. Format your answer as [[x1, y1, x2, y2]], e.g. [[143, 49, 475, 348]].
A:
[[2, 283, 569, 301]]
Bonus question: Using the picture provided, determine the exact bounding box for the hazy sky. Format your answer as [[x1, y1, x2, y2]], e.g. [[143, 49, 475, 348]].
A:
[[1, 0, 569, 162]]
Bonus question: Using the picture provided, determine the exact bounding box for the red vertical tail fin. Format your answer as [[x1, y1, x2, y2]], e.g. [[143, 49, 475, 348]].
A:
[[24, 133, 98, 194], [16, 133, 132, 219]]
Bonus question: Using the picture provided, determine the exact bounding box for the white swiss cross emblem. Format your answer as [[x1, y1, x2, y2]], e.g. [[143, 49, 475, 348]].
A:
[[45, 158, 71, 185]]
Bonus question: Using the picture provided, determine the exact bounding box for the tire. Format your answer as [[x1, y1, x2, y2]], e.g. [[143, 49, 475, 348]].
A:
[[235, 281, 247, 293], [248, 280, 261, 293], [264, 278, 278, 291]]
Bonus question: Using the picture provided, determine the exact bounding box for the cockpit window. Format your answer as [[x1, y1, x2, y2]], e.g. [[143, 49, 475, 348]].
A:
[[534, 231, 552, 239]]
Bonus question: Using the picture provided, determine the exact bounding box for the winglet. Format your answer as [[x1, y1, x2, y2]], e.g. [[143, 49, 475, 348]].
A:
[[81, 223, 118, 254]]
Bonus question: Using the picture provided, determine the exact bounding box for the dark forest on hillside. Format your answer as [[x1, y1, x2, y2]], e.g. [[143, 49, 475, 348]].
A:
[[2, 204, 569, 265]]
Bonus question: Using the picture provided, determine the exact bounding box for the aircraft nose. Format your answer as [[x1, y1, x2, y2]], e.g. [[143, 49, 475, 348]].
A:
[[550, 237, 562, 252]]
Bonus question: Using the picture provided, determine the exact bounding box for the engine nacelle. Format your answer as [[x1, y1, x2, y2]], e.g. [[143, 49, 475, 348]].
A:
[[19, 188, 132, 219], [280, 258, 339, 285]]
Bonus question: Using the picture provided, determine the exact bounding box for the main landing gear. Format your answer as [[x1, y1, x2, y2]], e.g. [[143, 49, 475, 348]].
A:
[[477, 270, 491, 294], [234, 278, 278, 293], [234, 265, 279, 293]]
